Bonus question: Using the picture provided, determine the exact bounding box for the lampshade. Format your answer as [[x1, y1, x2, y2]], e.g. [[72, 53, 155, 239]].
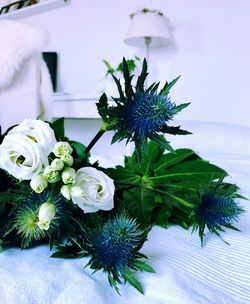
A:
[[124, 12, 171, 48]]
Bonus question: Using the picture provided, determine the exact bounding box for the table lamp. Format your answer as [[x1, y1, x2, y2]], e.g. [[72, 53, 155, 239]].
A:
[[124, 8, 171, 62]]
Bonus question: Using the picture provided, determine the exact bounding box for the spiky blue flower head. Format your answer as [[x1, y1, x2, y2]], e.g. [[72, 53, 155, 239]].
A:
[[121, 92, 175, 140], [195, 193, 243, 227], [193, 184, 244, 245], [85, 213, 153, 293], [96, 58, 191, 159], [91, 214, 141, 272]]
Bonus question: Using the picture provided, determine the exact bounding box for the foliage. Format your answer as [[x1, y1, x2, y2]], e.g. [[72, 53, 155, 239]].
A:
[[103, 56, 140, 77], [107, 140, 242, 233]]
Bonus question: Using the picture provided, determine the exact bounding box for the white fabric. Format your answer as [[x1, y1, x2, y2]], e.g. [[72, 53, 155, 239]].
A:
[[0, 122, 250, 303], [0, 20, 47, 90]]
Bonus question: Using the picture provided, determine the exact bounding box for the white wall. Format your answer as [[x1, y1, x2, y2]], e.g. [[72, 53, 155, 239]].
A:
[[25, 0, 250, 127]]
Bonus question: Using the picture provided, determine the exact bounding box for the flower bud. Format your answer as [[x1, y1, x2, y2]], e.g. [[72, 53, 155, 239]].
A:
[[61, 185, 72, 200], [51, 158, 64, 171], [53, 141, 73, 157], [62, 167, 76, 184], [37, 202, 56, 230], [30, 175, 48, 193], [60, 154, 74, 167], [43, 166, 61, 183]]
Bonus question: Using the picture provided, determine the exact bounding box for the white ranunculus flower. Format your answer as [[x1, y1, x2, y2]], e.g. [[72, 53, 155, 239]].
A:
[[9, 119, 57, 156], [71, 167, 115, 213], [37, 202, 56, 231], [0, 134, 48, 180]]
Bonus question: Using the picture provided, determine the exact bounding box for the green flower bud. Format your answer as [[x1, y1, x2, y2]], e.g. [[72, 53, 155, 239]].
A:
[[43, 166, 61, 183], [53, 141, 73, 157], [61, 185, 72, 200], [30, 175, 48, 193], [51, 158, 64, 171], [37, 202, 56, 230], [60, 154, 74, 167], [62, 167, 76, 184]]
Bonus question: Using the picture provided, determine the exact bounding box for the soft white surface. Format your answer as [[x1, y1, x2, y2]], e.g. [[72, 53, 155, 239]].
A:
[[0, 20, 47, 90], [0, 122, 250, 304]]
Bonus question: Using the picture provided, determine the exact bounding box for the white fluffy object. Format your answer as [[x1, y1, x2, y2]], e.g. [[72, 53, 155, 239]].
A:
[[0, 20, 48, 90]]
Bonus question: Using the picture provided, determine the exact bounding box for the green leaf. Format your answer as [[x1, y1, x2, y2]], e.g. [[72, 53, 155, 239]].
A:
[[150, 134, 174, 153], [161, 125, 192, 135], [71, 141, 89, 168], [133, 260, 155, 273], [96, 93, 109, 117], [51, 117, 65, 140], [123, 187, 156, 226], [136, 58, 148, 92], [172, 102, 191, 114], [122, 58, 134, 99], [160, 76, 181, 96], [122, 267, 144, 294], [111, 74, 126, 103]]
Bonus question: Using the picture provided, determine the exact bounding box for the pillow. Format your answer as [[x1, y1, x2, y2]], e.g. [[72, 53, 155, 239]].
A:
[[169, 120, 250, 157]]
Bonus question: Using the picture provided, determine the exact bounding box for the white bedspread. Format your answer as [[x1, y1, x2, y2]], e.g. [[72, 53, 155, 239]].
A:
[[0, 155, 249, 303]]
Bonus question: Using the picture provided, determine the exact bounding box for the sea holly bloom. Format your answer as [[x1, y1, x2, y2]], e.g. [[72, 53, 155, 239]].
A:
[[53, 141, 73, 158], [95, 58, 191, 158], [62, 167, 76, 184], [192, 183, 244, 245], [84, 213, 154, 294], [37, 202, 56, 231], [30, 175, 48, 193]]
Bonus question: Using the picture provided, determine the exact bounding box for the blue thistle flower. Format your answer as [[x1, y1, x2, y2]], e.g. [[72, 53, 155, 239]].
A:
[[84, 213, 154, 293], [91, 215, 141, 272], [96, 58, 191, 159], [121, 93, 175, 141], [193, 184, 244, 245], [195, 193, 243, 227]]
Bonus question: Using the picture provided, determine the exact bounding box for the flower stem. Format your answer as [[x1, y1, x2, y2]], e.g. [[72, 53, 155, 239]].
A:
[[84, 128, 106, 155]]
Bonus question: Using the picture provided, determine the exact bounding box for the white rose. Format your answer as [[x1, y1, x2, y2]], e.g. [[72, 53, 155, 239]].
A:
[[71, 167, 115, 213], [37, 202, 56, 230], [0, 134, 48, 180], [9, 119, 57, 156]]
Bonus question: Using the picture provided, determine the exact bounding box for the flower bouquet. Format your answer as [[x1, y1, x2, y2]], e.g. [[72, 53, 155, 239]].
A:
[[0, 59, 244, 294]]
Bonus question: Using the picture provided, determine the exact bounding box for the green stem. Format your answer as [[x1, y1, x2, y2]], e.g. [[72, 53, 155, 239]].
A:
[[84, 128, 106, 155]]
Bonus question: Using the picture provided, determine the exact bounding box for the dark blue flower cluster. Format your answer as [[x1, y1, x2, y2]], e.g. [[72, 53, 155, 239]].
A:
[[122, 92, 175, 141], [92, 215, 141, 272]]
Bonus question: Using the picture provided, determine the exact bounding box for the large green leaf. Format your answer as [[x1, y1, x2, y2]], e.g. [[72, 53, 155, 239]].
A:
[[123, 187, 155, 226], [110, 141, 230, 228]]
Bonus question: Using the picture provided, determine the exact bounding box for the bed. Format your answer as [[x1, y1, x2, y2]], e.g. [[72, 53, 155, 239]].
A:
[[0, 121, 249, 304]]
